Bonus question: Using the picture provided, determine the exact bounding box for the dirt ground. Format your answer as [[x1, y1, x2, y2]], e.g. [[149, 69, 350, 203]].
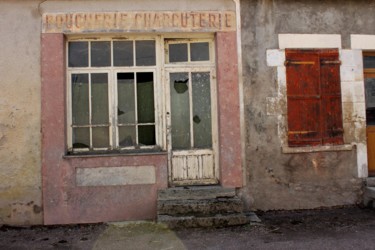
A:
[[1, 206, 375, 249]]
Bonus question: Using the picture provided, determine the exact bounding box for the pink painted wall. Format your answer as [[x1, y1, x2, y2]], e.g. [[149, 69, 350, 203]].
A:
[[216, 32, 243, 188], [41, 32, 242, 225]]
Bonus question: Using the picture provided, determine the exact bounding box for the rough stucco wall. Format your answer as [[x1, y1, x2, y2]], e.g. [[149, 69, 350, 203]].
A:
[[0, 1, 42, 225], [240, 0, 375, 210]]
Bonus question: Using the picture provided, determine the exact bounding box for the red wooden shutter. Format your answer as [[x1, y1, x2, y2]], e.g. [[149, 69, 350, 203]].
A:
[[285, 49, 343, 147], [286, 50, 321, 146], [319, 49, 344, 145]]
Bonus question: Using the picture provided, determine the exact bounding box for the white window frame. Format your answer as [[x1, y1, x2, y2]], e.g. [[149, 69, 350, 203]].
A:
[[66, 36, 164, 153]]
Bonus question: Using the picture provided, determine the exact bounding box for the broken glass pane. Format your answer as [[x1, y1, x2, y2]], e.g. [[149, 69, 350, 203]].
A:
[[192, 72, 212, 148], [136, 40, 156, 66], [91, 41, 111, 67], [137, 72, 155, 123], [191, 42, 209, 61], [170, 72, 191, 149], [364, 56, 375, 69], [169, 43, 188, 63], [117, 73, 135, 124], [92, 127, 109, 148], [113, 41, 134, 67], [138, 125, 156, 145], [91, 73, 109, 125], [69, 42, 88, 67], [118, 126, 136, 147], [73, 127, 90, 148], [71, 74, 89, 125]]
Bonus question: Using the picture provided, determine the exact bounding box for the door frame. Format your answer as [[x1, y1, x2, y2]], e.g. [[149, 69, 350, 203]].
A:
[[163, 37, 219, 186]]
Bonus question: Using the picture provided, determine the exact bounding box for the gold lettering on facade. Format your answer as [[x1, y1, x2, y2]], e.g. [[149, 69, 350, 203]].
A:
[[42, 11, 236, 33]]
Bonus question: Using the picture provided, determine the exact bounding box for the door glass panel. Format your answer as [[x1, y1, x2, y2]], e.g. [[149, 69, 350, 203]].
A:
[[137, 72, 155, 123], [170, 72, 191, 149], [91, 73, 109, 124], [118, 126, 136, 147], [138, 125, 156, 146], [73, 128, 90, 148], [71, 74, 89, 125], [68, 42, 88, 67], [192, 72, 212, 148], [365, 78, 375, 125], [169, 43, 188, 63], [117, 73, 135, 124], [92, 127, 109, 148], [113, 41, 134, 66], [191, 42, 209, 61], [91, 41, 111, 67], [136, 41, 156, 66]]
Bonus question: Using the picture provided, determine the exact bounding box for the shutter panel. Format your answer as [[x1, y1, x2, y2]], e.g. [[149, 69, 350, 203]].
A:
[[319, 49, 344, 145], [286, 50, 321, 146]]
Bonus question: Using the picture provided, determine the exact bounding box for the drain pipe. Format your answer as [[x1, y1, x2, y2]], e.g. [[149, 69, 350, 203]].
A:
[[232, 0, 246, 186]]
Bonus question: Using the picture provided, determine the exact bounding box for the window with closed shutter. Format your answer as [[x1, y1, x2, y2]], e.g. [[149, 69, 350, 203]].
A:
[[285, 49, 343, 147]]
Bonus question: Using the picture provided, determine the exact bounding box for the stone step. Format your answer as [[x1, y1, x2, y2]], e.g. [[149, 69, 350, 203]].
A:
[[158, 186, 236, 201], [158, 197, 244, 216], [364, 186, 375, 207], [366, 177, 375, 187], [158, 214, 250, 229]]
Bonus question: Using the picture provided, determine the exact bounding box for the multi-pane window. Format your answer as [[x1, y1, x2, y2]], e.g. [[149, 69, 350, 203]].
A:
[[285, 49, 344, 147], [165, 39, 215, 150], [67, 39, 157, 152]]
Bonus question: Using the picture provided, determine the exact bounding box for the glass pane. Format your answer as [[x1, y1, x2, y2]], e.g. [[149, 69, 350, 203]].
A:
[[170, 72, 191, 149], [91, 73, 109, 124], [118, 73, 135, 124], [118, 126, 136, 147], [365, 78, 375, 125], [136, 40, 156, 66], [191, 42, 210, 61], [91, 41, 111, 67], [137, 72, 155, 123], [138, 125, 156, 146], [169, 43, 188, 63], [73, 128, 90, 148], [364, 56, 375, 69], [113, 41, 133, 67], [92, 127, 109, 148], [71, 74, 89, 125], [69, 42, 88, 67], [192, 72, 212, 148]]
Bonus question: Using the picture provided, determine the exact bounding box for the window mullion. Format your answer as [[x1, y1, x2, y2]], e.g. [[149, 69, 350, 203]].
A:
[[88, 73, 93, 149], [318, 53, 323, 145], [134, 72, 139, 145], [189, 71, 194, 148]]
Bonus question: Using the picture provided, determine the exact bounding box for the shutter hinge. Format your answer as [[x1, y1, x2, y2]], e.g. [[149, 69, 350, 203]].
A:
[[321, 60, 341, 65], [284, 60, 315, 66]]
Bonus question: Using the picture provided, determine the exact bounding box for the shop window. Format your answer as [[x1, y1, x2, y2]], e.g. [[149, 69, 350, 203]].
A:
[[67, 39, 157, 152], [285, 49, 343, 147]]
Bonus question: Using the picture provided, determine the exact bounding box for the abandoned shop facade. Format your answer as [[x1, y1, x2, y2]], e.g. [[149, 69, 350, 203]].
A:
[[0, 0, 374, 225]]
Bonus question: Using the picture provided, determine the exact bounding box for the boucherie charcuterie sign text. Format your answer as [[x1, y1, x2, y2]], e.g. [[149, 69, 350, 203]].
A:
[[42, 11, 236, 33]]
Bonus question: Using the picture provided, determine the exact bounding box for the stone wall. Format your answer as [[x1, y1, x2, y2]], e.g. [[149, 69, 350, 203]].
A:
[[240, 0, 375, 210]]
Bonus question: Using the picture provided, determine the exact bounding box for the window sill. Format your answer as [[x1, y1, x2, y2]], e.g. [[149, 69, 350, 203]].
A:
[[63, 150, 167, 159], [282, 144, 354, 154]]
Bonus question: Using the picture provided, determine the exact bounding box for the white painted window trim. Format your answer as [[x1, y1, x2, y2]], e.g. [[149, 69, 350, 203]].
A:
[[266, 33, 370, 178], [278, 34, 342, 49], [349, 34, 375, 178]]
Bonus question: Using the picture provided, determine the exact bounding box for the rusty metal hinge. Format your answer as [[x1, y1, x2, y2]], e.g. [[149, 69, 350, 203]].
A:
[[284, 60, 315, 66]]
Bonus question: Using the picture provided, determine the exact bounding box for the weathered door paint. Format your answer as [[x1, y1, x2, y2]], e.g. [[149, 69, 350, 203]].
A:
[[166, 69, 218, 186]]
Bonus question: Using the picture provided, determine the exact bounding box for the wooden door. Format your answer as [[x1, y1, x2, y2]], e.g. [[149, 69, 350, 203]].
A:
[[166, 70, 218, 186], [364, 53, 375, 176]]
